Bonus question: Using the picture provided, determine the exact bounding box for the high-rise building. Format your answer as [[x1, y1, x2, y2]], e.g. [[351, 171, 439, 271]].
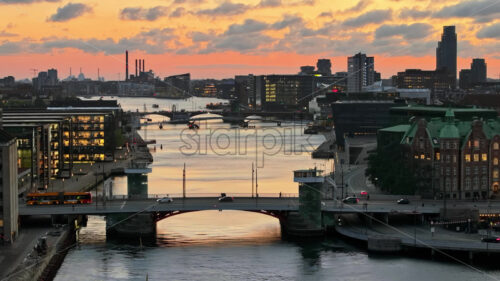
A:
[[316, 59, 332, 76], [458, 59, 487, 89], [459, 69, 472, 89], [0, 129, 18, 242], [47, 69, 58, 85], [471, 58, 487, 85], [436, 26, 457, 87], [347, 53, 375, 93], [235, 75, 256, 109], [33, 69, 59, 91]]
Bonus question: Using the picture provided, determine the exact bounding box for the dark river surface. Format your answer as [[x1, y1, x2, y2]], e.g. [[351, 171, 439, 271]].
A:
[[53, 97, 500, 281]]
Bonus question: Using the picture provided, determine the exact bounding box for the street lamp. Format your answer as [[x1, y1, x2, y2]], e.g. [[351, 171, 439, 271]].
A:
[[340, 158, 345, 199]]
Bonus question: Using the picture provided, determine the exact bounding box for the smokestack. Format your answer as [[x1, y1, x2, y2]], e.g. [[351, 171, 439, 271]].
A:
[[142, 59, 145, 72], [125, 50, 129, 81], [135, 59, 138, 77], [139, 60, 142, 75]]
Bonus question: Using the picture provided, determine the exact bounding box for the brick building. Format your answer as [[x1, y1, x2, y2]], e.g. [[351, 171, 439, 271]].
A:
[[383, 108, 500, 199]]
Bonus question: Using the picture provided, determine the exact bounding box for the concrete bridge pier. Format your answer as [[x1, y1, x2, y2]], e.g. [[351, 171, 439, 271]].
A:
[[106, 213, 156, 239], [281, 169, 326, 237]]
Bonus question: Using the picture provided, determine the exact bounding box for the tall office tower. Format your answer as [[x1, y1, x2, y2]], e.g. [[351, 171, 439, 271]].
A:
[[316, 59, 332, 76], [470, 58, 487, 85], [347, 53, 375, 93], [47, 68, 58, 85], [436, 26, 457, 87], [125, 50, 129, 81]]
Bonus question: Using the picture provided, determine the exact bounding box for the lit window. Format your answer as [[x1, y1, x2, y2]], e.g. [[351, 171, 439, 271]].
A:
[[474, 154, 479, 162], [474, 140, 480, 148], [495, 142, 500, 150], [420, 154, 425, 159], [465, 154, 471, 162], [482, 154, 488, 161], [494, 157, 499, 165], [494, 169, 499, 179], [435, 152, 440, 160]]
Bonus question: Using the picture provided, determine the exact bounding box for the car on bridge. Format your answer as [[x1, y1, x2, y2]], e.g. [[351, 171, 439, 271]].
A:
[[342, 197, 359, 204], [481, 236, 500, 243], [157, 197, 173, 203], [219, 193, 233, 202], [397, 198, 410, 205]]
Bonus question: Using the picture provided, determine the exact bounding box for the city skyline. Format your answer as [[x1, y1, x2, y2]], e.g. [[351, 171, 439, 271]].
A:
[[0, 0, 499, 80]]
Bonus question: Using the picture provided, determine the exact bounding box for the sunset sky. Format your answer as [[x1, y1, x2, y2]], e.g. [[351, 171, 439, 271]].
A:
[[0, 0, 499, 80]]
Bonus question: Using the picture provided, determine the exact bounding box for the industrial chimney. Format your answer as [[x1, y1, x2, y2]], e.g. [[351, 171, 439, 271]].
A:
[[139, 60, 142, 76], [125, 50, 129, 81], [142, 59, 145, 72], [135, 59, 138, 77]]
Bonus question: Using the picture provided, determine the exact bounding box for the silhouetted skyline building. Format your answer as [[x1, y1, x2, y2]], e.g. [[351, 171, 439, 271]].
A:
[[436, 26, 457, 87], [471, 58, 487, 84], [316, 59, 332, 76], [347, 53, 375, 93], [459, 69, 472, 89], [235, 74, 256, 109], [459, 58, 487, 89], [33, 68, 59, 92], [0, 76, 15, 87], [396, 69, 455, 93], [299, 66, 315, 75]]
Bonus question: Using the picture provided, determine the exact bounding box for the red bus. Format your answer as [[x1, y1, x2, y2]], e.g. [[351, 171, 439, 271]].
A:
[[26, 192, 92, 205]]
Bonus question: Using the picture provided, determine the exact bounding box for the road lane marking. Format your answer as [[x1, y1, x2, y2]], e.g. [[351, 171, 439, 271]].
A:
[[120, 201, 126, 209]]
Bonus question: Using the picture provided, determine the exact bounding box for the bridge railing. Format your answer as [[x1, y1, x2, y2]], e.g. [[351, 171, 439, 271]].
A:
[[104, 193, 298, 201]]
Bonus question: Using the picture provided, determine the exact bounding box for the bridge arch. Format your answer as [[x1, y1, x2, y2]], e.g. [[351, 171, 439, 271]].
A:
[[153, 209, 287, 223], [190, 112, 224, 121]]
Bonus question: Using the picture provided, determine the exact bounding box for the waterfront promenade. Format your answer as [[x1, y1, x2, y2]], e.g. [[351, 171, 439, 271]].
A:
[[336, 216, 500, 253]]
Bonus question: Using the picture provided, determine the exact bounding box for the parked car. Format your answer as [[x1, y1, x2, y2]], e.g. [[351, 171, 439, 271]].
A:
[[218, 193, 234, 202], [157, 197, 173, 203], [481, 236, 500, 243], [397, 198, 410, 204], [342, 197, 359, 204]]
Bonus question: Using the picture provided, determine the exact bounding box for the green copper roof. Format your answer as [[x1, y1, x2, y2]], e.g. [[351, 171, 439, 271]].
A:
[[379, 125, 411, 133], [445, 108, 455, 118], [439, 124, 460, 138]]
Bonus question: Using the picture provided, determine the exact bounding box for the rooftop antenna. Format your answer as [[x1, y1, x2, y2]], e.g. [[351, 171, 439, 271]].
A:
[[29, 68, 38, 77]]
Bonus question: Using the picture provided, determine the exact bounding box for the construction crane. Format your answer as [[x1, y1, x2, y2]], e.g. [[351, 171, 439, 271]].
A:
[[29, 68, 38, 77]]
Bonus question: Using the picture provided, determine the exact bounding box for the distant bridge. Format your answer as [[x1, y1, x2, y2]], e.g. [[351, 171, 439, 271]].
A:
[[138, 110, 312, 123]]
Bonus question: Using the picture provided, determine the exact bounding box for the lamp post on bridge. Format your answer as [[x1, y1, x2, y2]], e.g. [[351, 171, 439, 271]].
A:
[[340, 158, 345, 199], [183, 163, 186, 199], [252, 162, 254, 198]]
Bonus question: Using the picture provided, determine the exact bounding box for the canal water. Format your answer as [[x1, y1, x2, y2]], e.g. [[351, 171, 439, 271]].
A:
[[53, 97, 500, 281]]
